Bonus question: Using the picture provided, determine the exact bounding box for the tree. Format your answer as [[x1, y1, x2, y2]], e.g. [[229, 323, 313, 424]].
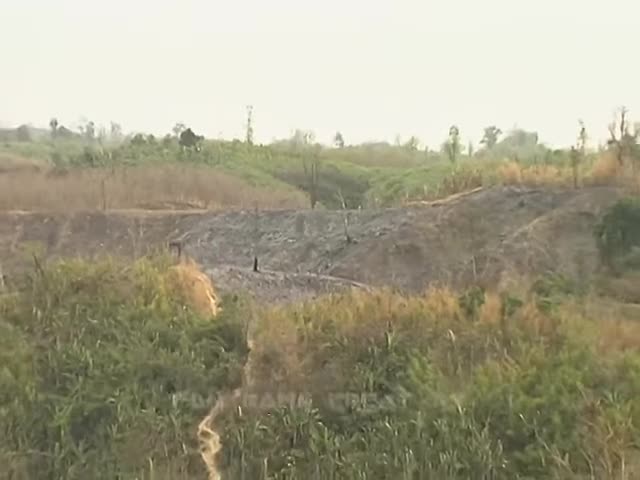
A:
[[293, 130, 320, 208], [79, 120, 95, 142], [291, 129, 315, 149], [607, 106, 638, 168], [302, 146, 321, 209], [571, 120, 588, 189], [334, 131, 345, 148], [130, 133, 147, 147], [110, 122, 123, 142], [245, 105, 254, 145], [179, 128, 204, 150], [480, 126, 502, 149], [172, 123, 187, 138], [578, 120, 588, 156], [404, 136, 420, 151], [56, 125, 73, 139], [468, 141, 475, 158], [444, 125, 461, 164], [16, 125, 31, 142], [49, 118, 59, 139]]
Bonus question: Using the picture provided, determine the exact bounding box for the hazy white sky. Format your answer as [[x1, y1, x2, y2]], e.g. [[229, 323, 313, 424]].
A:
[[1, 0, 638, 147]]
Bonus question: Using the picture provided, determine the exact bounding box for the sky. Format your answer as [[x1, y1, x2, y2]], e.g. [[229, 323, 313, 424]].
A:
[[1, 0, 638, 148]]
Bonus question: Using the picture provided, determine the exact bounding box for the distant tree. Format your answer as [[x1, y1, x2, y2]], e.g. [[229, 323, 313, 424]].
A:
[[56, 125, 73, 139], [404, 136, 420, 151], [334, 131, 345, 148], [445, 125, 461, 164], [130, 133, 147, 146], [97, 125, 108, 145], [172, 123, 187, 138], [161, 134, 173, 147], [578, 120, 588, 155], [79, 121, 95, 142], [245, 105, 254, 145], [468, 141, 475, 158], [49, 118, 58, 139], [110, 122, 123, 142], [480, 126, 502, 149], [179, 128, 204, 150], [607, 106, 638, 169], [291, 129, 315, 149], [302, 146, 321, 209], [570, 120, 588, 189], [16, 125, 31, 142]]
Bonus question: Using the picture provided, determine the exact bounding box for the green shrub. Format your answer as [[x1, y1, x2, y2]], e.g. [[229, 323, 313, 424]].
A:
[[0, 256, 248, 479], [595, 197, 640, 273]]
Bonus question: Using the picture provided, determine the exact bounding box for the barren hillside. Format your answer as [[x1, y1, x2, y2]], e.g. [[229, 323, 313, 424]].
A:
[[0, 185, 623, 301]]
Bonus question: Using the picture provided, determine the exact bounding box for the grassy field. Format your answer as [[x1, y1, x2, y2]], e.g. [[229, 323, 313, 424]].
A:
[[2, 124, 619, 211]]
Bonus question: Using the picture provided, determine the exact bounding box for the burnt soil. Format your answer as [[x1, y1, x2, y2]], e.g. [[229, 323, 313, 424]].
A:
[[0, 185, 623, 303]]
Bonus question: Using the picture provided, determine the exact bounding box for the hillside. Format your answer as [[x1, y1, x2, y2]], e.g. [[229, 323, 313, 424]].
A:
[[0, 185, 624, 302]]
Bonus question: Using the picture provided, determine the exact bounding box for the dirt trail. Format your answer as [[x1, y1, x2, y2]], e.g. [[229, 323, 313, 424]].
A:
[[0, 185, 624, 301]]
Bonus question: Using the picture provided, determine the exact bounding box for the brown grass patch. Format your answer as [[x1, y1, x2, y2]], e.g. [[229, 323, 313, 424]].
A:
[[595, 273, 640, 304], [164, 259, 219, 317], [0, 164, 307, 211], [588, 152, 622, 185], [0, 152, 44, 173], [597, 318, 640, 353], [497, 161, 571, 187]]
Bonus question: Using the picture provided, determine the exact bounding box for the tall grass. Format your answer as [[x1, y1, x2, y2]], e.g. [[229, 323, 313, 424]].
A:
[[0, 164, 307, 211], [3, 261, 640, 478], [0, 255, 250, 479], [215, 285, 640, 479]]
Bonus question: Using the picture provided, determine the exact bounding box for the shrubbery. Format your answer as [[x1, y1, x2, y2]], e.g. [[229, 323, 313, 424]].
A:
[[3, 257, 640, 479], [0, 256, 249, 479], [218, 288, 640, 479], [595, 196, 640, 273]]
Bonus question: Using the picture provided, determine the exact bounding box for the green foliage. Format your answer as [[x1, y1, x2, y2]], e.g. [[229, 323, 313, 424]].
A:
[[595, 197, 640, 273], [3, 259, 640, 478], [531, 271, 582, 313], [0, 256, 248, 479], [217, 289, 640, 479], [0, 120, 575, 209], [480, 125, 502, 149], [458, 286, 485, 320]]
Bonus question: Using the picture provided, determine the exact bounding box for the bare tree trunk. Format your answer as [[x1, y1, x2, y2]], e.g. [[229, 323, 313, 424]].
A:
[[101, 177, 107, 211], [337, 190, 352, 244], [252, 203, 260, 272]]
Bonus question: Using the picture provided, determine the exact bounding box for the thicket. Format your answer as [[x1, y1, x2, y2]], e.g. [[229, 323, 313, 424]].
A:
[[3, 256, 640, 479], [0, 256, 249, 479], [217, 286, 640, 479], [595, 196, 640, 273]]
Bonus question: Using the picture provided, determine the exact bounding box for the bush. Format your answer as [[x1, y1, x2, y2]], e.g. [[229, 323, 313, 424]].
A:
[[0, 256, 249, 479], [216, 288, 640, 479], [5, 261, 640, 479], [595, 197, 640, 273]]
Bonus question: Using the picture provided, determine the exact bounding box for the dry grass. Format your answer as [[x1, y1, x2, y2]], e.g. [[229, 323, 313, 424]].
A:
[[164, 258, 220, 317], [497, 161, 573, 187], [595, 272, 640, 304], [497, 154, 640, 191], [588, 152, 623, 185], [0, 152, 44, 173], [0, 164, 307, 211], [246, 287, 564, 394]]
